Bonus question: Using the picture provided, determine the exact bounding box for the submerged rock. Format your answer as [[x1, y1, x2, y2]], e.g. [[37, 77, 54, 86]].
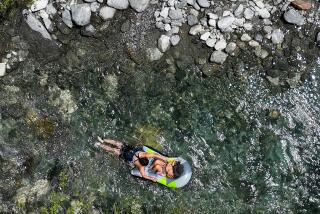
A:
[[107, 0, 129, 10], [210, 51, 228, 64], [22, 10, 52, 40], [283, 9, 305, 26], [129, 0, 149, 12], [147, 48, 163, 61], [271, 29, 284, 44], [158, 35, 171, 52], [71, 4, 91, 26]]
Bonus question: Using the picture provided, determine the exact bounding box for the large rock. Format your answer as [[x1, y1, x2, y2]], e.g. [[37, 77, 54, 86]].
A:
[[129, 0, 149, 12], [158, 35, 171, 52], [107, 0, 129, 10], [217, 16, 235, 32], [0, 62, 6, 77], [22, 10, 51, 40], [283, 9, 305, 25], [169, 8, 183, 20], [210, 51, 228, 64], [197, 0, 210, 8], [62, 10, 73, 28], [71, 4, 91, 26], [271, 29, 284, 44], [99, 6, 116, 20], [30, 0, 48, 12]]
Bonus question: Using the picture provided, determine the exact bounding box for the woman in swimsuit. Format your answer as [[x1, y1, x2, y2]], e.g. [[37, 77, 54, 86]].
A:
[[151, 159, 183, 179], [95, 137, 168, 182]]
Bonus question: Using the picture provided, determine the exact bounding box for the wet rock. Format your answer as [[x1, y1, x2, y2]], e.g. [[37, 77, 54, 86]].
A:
[[225, 42, 237, 54], [62, 10, 73, 28], [210, 51, 228, 64], [71, 4, 91, 26], [147, 48, 163, 61], [46, 3, 57, 15], [170, 35, 180, 46], [30, 0, 48, 12], [197, 0, 210, 8], [81, 24, 96, 37], [107, 0, 129, 10], [266, 76, 280, 86], [268, 109, 281, 120], [49, 86, 77, 117], [56, 20, 71, 35], [291, 0, 312, 10], [271, 29, 284, 44], [217, 16, 235, 32], [187, 14, 198, 26], [189, 24, 203, 35], [283, 9, 305, 26], [0, 62, 6, 77], [129, 0, 149, 12], [91, 2, 101, 12], [158, 35, 171, 52], [121, 20, 130, 32], [99, 6, 116, 20], [201, 63, 221, 76], [22, 10, 51, 40], [241, 33, 252, 41], [254, 47, 269, 59], [169, 8, 183, 20], [214, 38, 227, 50], [40, 10, 54, 32]]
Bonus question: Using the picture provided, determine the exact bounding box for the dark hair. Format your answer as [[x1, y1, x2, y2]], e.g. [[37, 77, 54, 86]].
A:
[[139, 157, 149, 166], [172, 162, 183, 178]]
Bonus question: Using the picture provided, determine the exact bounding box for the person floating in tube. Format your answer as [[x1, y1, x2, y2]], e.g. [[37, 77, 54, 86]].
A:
[[95, 137, 184, 182]]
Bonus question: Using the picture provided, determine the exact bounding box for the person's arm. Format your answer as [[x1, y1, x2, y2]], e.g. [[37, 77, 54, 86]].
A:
[[139, 152, 168, 162], [135, 162, 157, 182]]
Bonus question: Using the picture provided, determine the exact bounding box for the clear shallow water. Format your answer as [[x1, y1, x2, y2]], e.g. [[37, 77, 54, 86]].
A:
[[21, 57, 318, 213]]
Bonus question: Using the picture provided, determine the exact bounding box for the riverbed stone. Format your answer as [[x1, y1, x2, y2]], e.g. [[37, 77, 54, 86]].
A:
[[107, 0, 129, 9], [271, 29, 284, 44], [234, 4, 244, 17], [187, 14, 198, 26], [241, 33, 252, 41], [30, 0, 48, 12], [0, 63, 6, 77], [129, 0, 149, 12], [170, 35, 180, 46], [244, 8, 254, 20], [147, 48, 163, 61], [99, 6, 116, 20], [158, 35, 171, 52], [46, 3, 57, 15], [225, 42, 237, 54], [22, 10, 52, 40], [210, 51, 228, 64], [197, 0, 210, 8], [71, 4, 91, 26], [169, 8, 183, 20], [91, 2, 101, 12], [62, 10, 73, 28], [217, 16, 235, 32], [283, 9, 305, 25], [215, 38, 227, 50], [259, 8, 270, 19], [189, 24, 203, 35]]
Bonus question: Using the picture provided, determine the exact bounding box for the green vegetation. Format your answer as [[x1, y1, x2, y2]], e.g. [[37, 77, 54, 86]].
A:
[[134, 124, 163, 150], [0, 0, 34, 15]]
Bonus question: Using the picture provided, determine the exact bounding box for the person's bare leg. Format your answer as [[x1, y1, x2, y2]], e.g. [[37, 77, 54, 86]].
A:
[[96, 143, 120, 156], [97, 137, 122, 148]]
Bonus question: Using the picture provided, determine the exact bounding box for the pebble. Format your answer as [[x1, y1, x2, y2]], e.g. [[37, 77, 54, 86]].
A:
[[234, 4, 244, 17], [271, 29, 284, 44], [217, 16, 235, 32], [30, 0, 48, 12], [208, 13, 218, 20], [187, 15, 198, 26], [206, 38, 216, 47], [225, 42, 237, 53], [91, 2, 101, 12], [263, 26, 273, 34], [0, 62, 6, 77], [147, 48, 163, 61], [215, 38, 227, 50], [283, 9, 305, 26], [169, 8, 183, 20], [200, 32, 211, 41], [170, 35, 180, 46], [259, 8, 270, 19], [244, 8, 254, 20], [210, 51, 228, 64], [71, 4, 91, 26], [62, 10, 73, 28], [99, 6, 116, 20], [158, 35, 171, 52], [241, 33, 252, 41], [189, 24, 203, 35], [160, 8, 169, 18], [164, 24, 171, 31], [197, 0, 210, 8], [254, 47, 269, 58], [243, 22, 253, 31], [129, 0, 150, 12], [208, 19, 216, 27], [248, 40, 260, 47], [107, 0, 129, 10], [22, 10, 51, 40]]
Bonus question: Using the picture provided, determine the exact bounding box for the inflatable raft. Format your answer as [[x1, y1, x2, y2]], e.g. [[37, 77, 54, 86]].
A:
[[131, 146, 192, 188]]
